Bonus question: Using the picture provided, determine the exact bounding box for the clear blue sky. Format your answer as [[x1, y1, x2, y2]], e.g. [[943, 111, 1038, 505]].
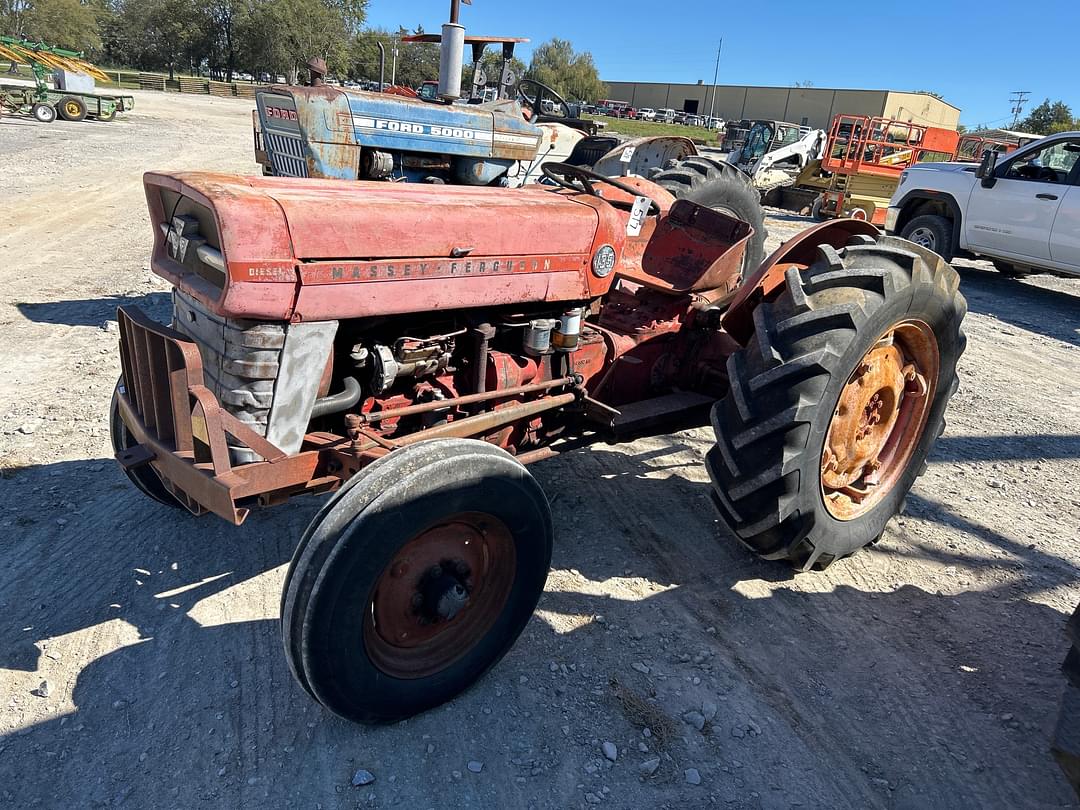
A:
[[365, 0, 1079, 128]]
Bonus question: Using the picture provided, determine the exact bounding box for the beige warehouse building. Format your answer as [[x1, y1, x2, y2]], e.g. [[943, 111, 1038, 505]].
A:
[[602, 81, 960, 129]]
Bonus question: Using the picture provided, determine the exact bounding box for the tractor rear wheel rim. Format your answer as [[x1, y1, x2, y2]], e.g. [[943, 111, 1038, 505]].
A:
[[363, 511, 515, 679], [820, 320, 939, 520]]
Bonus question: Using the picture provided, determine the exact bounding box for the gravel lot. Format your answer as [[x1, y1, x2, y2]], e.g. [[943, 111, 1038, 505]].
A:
[[1, 89, 1078, 809]]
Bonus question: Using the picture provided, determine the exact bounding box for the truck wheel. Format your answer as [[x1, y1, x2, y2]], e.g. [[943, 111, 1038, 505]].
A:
[[992, 259, 1031, 279], [900, 214, 954, 261], [706, 234, 966, 570], [1053, 602, 1080, 798], [654, 156, 767, 274], [282, 438, 553, 723], [57, 96, 87, 122], [109, 379, 183, 509], [31, 102, 56, 123]]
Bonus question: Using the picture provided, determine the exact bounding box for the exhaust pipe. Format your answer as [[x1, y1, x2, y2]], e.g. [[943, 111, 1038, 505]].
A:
[[438, 0, 465, 100]]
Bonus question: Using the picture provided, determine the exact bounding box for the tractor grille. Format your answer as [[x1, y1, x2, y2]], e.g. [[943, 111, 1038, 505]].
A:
[[170, 290, 285, 462], [266, 131, 308, 178]]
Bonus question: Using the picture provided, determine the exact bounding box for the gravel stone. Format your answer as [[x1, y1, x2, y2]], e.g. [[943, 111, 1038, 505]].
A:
[[685, 768, 702, 785], [467, 760, 483, 773], [351, 769, 375, 786], [639, 758, 661, 776], [602, 741, 618, 762]]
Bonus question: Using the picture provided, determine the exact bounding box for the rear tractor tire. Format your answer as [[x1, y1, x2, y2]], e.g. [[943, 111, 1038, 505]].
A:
[[1053, 602, 1080, 798], [57, 96, 87, 122], [109, 379, 183, 509], [706, 233, 966, 571], [281, 438, 553, 723], [654, 156, 767, 275]]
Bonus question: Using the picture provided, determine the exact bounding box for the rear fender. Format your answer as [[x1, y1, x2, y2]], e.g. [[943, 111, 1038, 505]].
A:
[[591, 136, 698, 177], [721, 218, 879, 344]]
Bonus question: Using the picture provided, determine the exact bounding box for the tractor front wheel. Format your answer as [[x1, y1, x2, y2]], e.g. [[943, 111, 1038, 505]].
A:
[[706, 233, 966, 570], [281, 438, 553, 723], [654, 156, 767, 275], [57, 96, 87, 122], [109, 379, 183, 509]]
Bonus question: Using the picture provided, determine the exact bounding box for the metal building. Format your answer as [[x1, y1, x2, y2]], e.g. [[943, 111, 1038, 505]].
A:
[[601, 81, 960, 129]]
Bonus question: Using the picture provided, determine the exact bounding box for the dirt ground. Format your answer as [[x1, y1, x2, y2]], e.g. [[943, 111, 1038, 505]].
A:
[[1, 89, 1078, 809]]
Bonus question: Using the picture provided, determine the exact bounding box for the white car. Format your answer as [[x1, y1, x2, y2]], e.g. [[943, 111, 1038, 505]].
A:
[[657, 108, 675, 123], [638, 108, 656, 121], [886, 131, 1080, 277]]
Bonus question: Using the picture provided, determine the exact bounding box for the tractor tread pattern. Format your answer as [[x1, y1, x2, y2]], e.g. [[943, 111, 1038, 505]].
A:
[[706, 235, 966, 569]]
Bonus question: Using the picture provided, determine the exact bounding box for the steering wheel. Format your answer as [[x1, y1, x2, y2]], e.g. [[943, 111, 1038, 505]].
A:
[[541, 162, 661, 216], [516, 78, 571, 123]]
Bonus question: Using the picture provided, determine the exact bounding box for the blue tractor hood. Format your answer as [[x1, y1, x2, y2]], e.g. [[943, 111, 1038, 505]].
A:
[[256, 85, 543, 185]]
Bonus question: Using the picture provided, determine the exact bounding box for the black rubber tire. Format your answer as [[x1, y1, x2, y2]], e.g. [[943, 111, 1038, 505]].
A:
[[706, 233, 966, 571], [282, 438, 553, 723], [96, 106, 116, 122], [56, 96, 87, 122], [654, 156, 767, 274], [31, 102, 56, 123], [900, 214, 955, 262], [109, 379, 183, 509], [1053, 602, 1080, 798], [810, 195, 826, 222], [992, 259, 1032, 278]]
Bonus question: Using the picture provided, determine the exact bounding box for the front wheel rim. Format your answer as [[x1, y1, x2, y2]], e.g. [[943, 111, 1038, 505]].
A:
[[363, 512, 516, 679], [820, 320, 939, 520], [907, 227, 936, 250]]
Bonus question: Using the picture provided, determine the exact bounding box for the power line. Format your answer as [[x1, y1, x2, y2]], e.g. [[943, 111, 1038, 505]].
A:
[[1009, 90, 1030, 127]]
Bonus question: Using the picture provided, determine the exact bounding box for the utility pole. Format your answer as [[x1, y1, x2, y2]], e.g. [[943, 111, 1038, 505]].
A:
[[707, 39, 722, 121], [1009, 90, 1030, 128]]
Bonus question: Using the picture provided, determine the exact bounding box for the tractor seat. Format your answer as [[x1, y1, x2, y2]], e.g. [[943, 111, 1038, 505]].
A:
[[564, 135, 621, 167], [618, 199, 752, 295]]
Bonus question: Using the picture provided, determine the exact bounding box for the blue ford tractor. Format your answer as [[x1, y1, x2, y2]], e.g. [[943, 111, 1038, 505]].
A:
[[250, 3, 766, 268]]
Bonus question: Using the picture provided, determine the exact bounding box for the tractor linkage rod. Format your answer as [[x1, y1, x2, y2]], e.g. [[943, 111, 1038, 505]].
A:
[[356, 374, 582, 423]]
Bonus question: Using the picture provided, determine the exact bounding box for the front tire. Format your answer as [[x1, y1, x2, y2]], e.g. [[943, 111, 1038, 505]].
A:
[[282, 438, 553, 723], [109, 379, 183, 509], [706, 234, 966, 570], [900, 214, 954, 261], [654, 156, 767, 274], [31, 102, 56, 123]]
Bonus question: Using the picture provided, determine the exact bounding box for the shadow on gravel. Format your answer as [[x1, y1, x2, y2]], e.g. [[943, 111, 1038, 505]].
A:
[[933, 433, 1080, 464], [954, 263, 1080, 348], [1, 445, 1077, 807], [15, 292, 170, 328]]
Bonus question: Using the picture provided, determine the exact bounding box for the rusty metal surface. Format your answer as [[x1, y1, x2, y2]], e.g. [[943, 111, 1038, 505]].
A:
[[721, 218, 879, 345], [358, 376, 577, 423], [115, 306, 329, 524], [821, 320, 938, 521], [364, 512, 516, 679]]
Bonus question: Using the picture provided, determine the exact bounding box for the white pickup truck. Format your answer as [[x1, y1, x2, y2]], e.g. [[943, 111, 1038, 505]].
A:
[[885, 131, 1080, 277]]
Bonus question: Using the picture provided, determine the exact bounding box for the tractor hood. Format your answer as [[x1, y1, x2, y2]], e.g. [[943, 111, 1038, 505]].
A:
[[143, 172, 623, 321]]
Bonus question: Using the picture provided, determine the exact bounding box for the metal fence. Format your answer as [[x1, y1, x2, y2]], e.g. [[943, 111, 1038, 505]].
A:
[[92, 70, 268, 98]]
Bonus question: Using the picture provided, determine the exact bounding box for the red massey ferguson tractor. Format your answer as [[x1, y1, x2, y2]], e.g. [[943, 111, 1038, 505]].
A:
[[111, 163, 966, 723]]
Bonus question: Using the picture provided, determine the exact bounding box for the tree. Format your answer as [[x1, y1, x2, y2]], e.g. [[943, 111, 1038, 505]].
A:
[[21, 0, 101, 51], [526, 38, 605, 102], [1020, 98, 1076, 135]]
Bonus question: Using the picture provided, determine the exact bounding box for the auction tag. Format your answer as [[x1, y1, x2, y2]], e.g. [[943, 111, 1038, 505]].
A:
[[626, 196, 649, 236], [619, 145, 636, 175]]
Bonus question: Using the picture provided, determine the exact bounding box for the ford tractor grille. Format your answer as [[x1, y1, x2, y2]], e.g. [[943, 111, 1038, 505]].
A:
[[266, 131, 308, 178]]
